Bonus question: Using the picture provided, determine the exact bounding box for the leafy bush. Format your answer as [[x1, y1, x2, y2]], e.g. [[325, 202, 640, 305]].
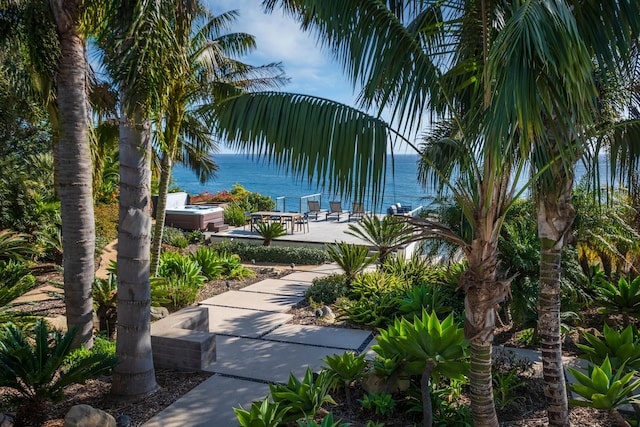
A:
[[187, 230, 206, 244], [359, 391, 396, 416], [224, 202, 247, 227], [161, 226, 189, 248], [322, 352, 367, 408], [0, 230, 35, 262], [212, 241, 331, 265], [93, 274, 118, 337], [348, 271, 407, 300], [152, 251, 207, 310], [0, 321, 117, 424], [0, 260, 35, 307], [94, 202, 118, 253], [305, 274, 348, 306], [189, 246, 224, 280], [297, 413, 350, 427], [326, 242, 374, 285], [396, 282, 451, 320], [63, 335, 116, 368]]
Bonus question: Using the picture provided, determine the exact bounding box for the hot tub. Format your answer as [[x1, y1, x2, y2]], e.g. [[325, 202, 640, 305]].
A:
[[165, 205, 224, 231]]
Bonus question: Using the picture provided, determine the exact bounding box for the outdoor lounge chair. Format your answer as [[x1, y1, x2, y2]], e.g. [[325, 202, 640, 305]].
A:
[[348, 202, 368, 221], [306, 200, 327, 220], [327, 201, 349, 221]]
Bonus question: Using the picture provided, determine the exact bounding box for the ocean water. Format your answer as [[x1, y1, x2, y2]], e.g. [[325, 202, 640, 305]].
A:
[[171, 154, 431, 213], [171, 153, 597, 214]]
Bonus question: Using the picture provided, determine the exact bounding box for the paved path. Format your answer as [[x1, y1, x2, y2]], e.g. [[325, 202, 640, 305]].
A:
[[143, 264, 375, 427]]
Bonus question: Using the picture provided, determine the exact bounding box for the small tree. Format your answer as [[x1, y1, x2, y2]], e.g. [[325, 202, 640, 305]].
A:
[[255, 222, 287, 246]]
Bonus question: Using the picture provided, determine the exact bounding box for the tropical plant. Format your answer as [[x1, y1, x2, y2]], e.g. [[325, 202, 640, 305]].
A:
[[148, 7, 288, 277], [372, 310, 469, 427], [0, 321, 117, 424], [492, 369, 524, 410], [187, 230, 206, 244], [254, 221, 287, 246], [234, 396, 287, 427], [326, 242, 375, 286], [381, 254, 434, 287], [213, 240, 331, 265], [0, 260, 36, 307], [0, 230, 35, 262], [297, 413, 350, 427], [304, 274, 347, 306], [577, 324, 640, 373], [396, 283, 451, 320], [189, 246, 225, 280], [359, 391, 396, 416], [568, 357, 640, 427], [224, 202, 247, 227], [595, 275, 640, 326], [160, 226, 189, 249], [212, 2, 640, 425], [346, 215, 413, 265], [92, 274, 118, 338], [269, 368, 336, 424], [322, 352, 367, 407], [215, 252, 255, 280], [96, 0, 159, 399]]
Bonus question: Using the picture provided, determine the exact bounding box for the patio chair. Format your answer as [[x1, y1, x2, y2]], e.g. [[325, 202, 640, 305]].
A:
[[295, 212, 310, 232], [348, 202, 368, 221], [306, 200, 327, 221], [327, 201, 349, 221]]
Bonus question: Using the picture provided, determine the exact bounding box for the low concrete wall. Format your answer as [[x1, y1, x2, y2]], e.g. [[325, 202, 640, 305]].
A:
[[151, 306, 216, 371]]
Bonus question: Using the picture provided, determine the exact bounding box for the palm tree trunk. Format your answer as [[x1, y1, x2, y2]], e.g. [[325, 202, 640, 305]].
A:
[[150, 154, 172, 276], [538, 180, 575, 427], [469, 340, 499, 427], [111, 100, 158, 398], [51, 2, 95, 349]]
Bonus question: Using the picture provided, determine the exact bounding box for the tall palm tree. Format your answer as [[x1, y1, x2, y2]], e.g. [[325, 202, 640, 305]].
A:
[[149, 6, 288, 276], [94, 0, 160, 398], [0, 0, 97, 348], [212, 2, 620, 425]]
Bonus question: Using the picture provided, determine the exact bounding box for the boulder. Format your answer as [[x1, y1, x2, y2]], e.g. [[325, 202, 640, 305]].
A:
[[150, 306, 169, 321], [115, 414, 131, 427], [362, 373, 410, 394], [64, 405, 116, 427]]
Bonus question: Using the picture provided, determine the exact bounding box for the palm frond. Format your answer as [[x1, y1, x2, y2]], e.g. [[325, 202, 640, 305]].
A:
[[213, 92, 391, 203]]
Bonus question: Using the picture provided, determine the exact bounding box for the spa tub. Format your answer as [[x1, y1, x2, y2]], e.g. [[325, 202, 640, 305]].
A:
[[164, 205, 224, 231]]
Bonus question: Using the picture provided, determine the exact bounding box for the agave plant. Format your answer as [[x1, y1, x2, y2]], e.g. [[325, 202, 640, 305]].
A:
[[254, 222, 287, 246], [297, 413, 350, 427], [189, 246, 225, 280], [577, 324, 640, 373], [326, 241, 375, 286], [595, 275, 640, 326], [372, 310, 469, 427], [346, 214, 413, 265], [0, 321, 117, 425], [322, 352, 368, 408], [234, 397, 287, 427], [568, 356, 640, 427], [269, 368, 336, 424]]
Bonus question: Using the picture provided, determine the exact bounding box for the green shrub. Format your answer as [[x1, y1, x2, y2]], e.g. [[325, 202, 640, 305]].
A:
[[348, 271, 407, 300], [224, 202, 247, 227], [0, 230, 35, 262], [322, 352, 367, 408], [64, 335, 116, 368], [305, 274, 347, 305], [161, 226, 189, 248], [187, 230, 206, 244], [153, 251, 207, 310], [359, 391, 396, 416], [577, 324, 640, 373], [297, 413, 350, 427], [269, 368, 336, 424], [93, 274, 118, 337], [212, 241, 331, 265], [94, 202, 118, 246], [0, 260, 35, 307], [189, 246, 224, 280], [0, 321, 117, 425], [235, 397, 286, 427], [326, 242, 374, 285], [595, 275, 640, 326], [336, 293, 399, 327], [396, 282, 451, 320]]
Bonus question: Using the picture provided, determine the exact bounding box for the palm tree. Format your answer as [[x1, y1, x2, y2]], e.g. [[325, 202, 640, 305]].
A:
[[212, 2, 626, 426], [345, 215, 412, 265], [0, 0, 96, 348], [148, 6, 288, 276], [95, 0, 160, 398]]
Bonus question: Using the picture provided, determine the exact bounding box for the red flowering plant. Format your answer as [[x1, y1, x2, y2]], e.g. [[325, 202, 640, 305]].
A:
[[190, 190, 241, 204]]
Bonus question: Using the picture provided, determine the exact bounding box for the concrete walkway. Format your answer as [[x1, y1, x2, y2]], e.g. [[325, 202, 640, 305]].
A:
[[143, 264, 374, 427]]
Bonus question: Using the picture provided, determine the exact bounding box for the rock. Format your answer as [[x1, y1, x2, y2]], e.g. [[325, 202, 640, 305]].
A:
[[115, 414, 131, 427], [362, 373, 409, 394], [319, 306, 335, 323], [258, 267, 282, 275], [150, 306, 169, 321], [64, 404, 116, 427], [0, 413, 15, 427]]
